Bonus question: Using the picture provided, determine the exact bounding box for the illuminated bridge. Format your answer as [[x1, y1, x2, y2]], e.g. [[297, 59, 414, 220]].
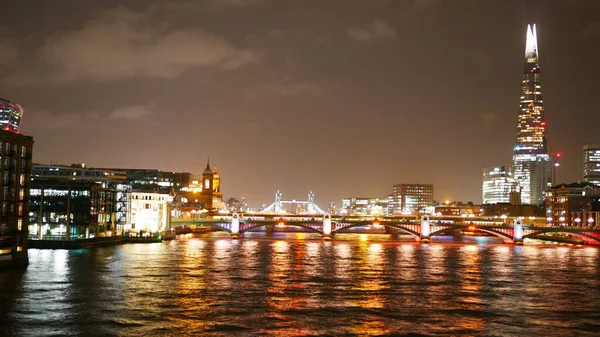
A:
[[172, 214, 600, 245], [259, 191, 326, 215]]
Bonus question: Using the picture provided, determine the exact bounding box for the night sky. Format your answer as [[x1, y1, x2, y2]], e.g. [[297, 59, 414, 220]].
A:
[[1, 0, 599, 208]]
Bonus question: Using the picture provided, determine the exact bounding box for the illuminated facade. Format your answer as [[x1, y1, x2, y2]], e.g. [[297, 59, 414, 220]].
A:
[[544, 182, 600, 227], [0, 97, 23, 133], [212, 165, 224, 209], [128, 190, 173, 234], [29, 179, 131, 239], [341, 197, 389, 216], [172, 161, 217, 216], [482, 166, 518, 204], [512, 24, 552, 205], [389, 184, 433, 214], [583, 144, 600, 186]]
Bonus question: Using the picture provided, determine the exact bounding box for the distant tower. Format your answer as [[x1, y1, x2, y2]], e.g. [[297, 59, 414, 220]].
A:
[[307, 191, 316, 214], [274, 191, 283, 213], [512, 24, 552, 205], [0, 97, 23, 133], [212, 162, 224, 208], [201, 159, 214, 199]]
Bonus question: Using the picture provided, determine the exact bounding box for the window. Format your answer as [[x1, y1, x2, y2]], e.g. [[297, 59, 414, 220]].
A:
[[20, 146, 26, 158]]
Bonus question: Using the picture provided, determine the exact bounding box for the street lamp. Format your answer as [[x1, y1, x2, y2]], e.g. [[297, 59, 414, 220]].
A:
[[575, 218, 581, 227]]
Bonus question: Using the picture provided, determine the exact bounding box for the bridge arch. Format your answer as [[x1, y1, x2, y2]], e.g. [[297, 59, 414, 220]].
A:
[[239, 222, 322, 235], [196, 222, 233, 233], [430, 226, 514, 244], [523, 229, 600, 245], [332, 222, 421, 239]]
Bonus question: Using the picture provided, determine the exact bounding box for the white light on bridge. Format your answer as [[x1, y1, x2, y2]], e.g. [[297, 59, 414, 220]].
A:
[[588, 218, 595, 223]]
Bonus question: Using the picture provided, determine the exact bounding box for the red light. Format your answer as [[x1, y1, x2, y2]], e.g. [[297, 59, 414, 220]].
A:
[[557, 153, 561, 158]]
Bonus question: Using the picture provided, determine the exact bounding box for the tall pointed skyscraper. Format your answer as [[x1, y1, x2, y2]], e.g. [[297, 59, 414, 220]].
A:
[[512, 24, 552, 205]]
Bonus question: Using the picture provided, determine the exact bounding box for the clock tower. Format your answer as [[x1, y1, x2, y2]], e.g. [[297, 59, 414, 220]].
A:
[[201, 160, 214, 201]]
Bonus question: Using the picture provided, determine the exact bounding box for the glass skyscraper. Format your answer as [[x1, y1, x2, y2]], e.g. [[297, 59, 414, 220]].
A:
[[512, 24, 551, 205], [583, 144, 600, 186], [482, 166, 517, 204], [0, 97, 23, 134]]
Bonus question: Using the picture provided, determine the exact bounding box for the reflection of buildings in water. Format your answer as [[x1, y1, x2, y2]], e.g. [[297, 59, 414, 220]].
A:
[[304, 242, 322, 278], [456, 245, 485, 332], [264, 240, 312, 334], [239, 240, 260, 279], [350, 242, 387, 310], [170, 240, 211, 333], [333, 243, 352, 281], [348, 320, 391, 336]]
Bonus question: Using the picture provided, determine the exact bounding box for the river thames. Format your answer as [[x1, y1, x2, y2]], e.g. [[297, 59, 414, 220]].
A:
[[1, 233, 600, 336]]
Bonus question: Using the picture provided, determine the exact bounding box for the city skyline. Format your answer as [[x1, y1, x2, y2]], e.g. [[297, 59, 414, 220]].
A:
[[1, 0, 600, 206]]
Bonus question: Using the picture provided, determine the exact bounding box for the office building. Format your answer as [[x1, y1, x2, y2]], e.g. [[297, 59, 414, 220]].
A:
[[127, 189, 173, 235], [544, 182, 600, 227], [512, 24, 552, 205], [341, 197, 389, 216], [29, 178, 131, 239], [0, 97, 23, 133], [482, 166, 518, 204], [389, 183, 433, 215], [583, 144, 600, 186], [0, 130, 33, 268]]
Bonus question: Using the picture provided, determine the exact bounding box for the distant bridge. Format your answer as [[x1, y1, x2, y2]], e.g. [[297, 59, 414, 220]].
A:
[[259, 191, 326, 215], [172, 214, 600, 245]]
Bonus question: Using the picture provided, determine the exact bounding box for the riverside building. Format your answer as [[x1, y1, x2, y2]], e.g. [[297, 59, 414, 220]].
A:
[[0, 129, 33, 268], [127, 189, 173, 235]]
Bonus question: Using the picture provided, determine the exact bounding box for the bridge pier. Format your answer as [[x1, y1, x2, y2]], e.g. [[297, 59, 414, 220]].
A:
[[322, 213, 332, 240], [513, 219, 523, 245], [265, 224, 274, 233], [420, 215, 431, 243], [230, 213, 240, 239]]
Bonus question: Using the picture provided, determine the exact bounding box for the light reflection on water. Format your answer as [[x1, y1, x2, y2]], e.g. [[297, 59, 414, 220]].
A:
[[1, 233, 600, 336]]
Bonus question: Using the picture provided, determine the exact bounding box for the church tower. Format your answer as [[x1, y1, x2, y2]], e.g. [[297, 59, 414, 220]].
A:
[[212, 163, 224, 208], [201, 160, 214, 199]]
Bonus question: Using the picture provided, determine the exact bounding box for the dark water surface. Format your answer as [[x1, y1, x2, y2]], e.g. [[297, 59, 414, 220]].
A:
[[1, 233, 600, 336]]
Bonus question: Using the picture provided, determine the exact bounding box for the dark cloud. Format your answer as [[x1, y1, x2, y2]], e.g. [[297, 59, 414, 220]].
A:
[[2, 7, 261, 85], [347, 20, 397, 42]]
